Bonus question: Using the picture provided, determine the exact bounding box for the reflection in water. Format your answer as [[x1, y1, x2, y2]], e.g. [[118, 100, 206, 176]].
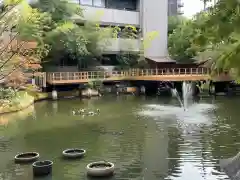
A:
[[140, 103, 215, 125], [139, 100, 230, 180], [0, 105, 35, 126], [0, 96, 239, 180]]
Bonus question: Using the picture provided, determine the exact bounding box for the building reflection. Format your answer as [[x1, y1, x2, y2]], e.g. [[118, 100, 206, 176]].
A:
[[142, 120, 169, 179], [166, 126, 182, 177]]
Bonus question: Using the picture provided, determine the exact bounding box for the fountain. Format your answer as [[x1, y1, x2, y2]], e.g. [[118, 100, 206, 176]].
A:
[[182, 81, 193, 109], [171, 81, 193, 110], [171, 88, 184, 108], [139, 81, 215, 129]]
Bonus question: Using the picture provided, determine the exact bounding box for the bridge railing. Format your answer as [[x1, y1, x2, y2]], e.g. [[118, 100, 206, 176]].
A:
[[47, 68, 210, 82]]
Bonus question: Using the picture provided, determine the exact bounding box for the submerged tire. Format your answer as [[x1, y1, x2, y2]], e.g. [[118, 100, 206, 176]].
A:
[[14, 152, 39, 163], [62, 148, 86, 159], [32, 160, 53, 177], [86, 161, 115, 177]]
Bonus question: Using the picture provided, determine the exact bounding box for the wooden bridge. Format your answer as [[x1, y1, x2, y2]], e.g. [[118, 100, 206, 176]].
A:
[[45, 68, 214, 85]]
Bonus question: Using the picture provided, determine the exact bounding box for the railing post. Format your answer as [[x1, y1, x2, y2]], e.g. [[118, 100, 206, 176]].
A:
[[185, 68, 187, 74], [68, 72, 70, 80], [190, 68, 192, 74]]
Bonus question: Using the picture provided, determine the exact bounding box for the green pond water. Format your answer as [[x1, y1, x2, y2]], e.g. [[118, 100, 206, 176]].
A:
[[0, 95, 239, 180]]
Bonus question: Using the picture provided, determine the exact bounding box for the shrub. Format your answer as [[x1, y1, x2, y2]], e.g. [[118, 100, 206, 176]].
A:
[[0, 87, 17, 100]]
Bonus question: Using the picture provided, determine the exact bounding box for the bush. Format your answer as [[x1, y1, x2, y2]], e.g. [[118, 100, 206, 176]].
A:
[[0, 87, 17, 100], [25, 84, 39, 91], [86, 80, 103, 90]]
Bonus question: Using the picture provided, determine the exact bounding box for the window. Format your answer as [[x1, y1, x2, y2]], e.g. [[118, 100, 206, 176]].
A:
[[80, 0, 92, 5], [93, 0, 105, 7], [106, 0, 137, 11]]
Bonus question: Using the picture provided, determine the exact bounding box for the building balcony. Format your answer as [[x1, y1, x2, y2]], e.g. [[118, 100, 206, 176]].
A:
[[98, 38, 141, 53], [177, 9, 184, 15], [177, 0, 184, 7], [177, 2, 184, 7], [72, 5, 140, 26]]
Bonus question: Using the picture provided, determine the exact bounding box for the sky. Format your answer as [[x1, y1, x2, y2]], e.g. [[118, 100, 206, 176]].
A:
[[182, 0, 203, 18], [182, 0, 214, 18]]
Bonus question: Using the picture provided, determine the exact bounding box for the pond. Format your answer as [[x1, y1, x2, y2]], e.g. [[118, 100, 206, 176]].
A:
[[0, 95, 239, 180]]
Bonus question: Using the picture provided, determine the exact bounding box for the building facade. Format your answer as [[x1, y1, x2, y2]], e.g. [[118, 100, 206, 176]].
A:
[[168, 0, 184, 16], [72, 0, 169, 63]]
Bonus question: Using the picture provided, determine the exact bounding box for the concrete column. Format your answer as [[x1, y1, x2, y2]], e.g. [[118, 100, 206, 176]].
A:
[[141, 0, 168, 58], [52, 90, 58, 100]]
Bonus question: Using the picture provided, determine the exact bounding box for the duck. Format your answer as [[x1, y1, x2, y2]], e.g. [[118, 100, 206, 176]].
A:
[[88, 111, 95, 116], [72, 110, 76, 115], [78, 108, 86, 113]]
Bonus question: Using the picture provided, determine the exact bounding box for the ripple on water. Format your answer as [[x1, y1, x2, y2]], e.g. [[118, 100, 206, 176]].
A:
[[0, 97, 236, 180], [137, 102, 230, 180], [139, 103, 216, 126]]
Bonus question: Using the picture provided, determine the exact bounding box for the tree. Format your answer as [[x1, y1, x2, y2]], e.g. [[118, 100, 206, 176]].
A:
[[192, 0, 240, 78], [168, 15, 187, 35], [168, 19, 199, 63], [0, 0, 49, 89], [200, 0, 211, 10], [167, 0, 240, 79], [115, 25, 141, 69], [32, 0, 115, 69], [168, 10, 217, 64]]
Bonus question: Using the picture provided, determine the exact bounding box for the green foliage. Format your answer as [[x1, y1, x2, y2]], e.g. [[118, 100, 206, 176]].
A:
[[16, 3, 51, 42], [0, 0, 49, 88], [168, 16, 187, 35], [31, 0, 83, 21], [115, 25, 147, 69], [167, 1, 240, 71], [45, 22, 89, 56], [30, 0, 118, 68], [168, 19, 199, 63], [190, 0, 240, 78], [86, 81, 94, 89], [0, 87, 17, 100], [91, 79, 103, 90]]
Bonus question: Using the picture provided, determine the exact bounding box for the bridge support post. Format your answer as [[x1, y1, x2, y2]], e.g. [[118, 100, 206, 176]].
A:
[[140, 85, 146, 95], [52, 90, 58, 100], [209, 81, 215, 95]]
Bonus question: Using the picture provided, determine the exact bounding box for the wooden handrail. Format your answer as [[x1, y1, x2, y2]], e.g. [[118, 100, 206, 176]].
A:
[[46, 68, 210, 82]]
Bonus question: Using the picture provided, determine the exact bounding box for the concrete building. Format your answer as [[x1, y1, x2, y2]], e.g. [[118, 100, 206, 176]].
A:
[[168, 0, 184, 16], [71, 0, 170, 63]]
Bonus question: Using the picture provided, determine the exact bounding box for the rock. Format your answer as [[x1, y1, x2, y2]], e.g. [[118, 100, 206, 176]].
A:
[[220, 152, 240, 179], [81, 88, 99, 97]]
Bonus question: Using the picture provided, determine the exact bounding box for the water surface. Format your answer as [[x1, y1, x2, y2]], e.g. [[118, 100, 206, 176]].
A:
[[0, 95, 239, 180]]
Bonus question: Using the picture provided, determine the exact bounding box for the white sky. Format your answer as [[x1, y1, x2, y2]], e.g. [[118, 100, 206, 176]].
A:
[[182, 0, 214, 18], [182, 0, 203, 18]]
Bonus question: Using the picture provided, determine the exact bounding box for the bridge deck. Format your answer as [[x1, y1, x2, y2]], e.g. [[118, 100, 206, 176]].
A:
[[46, 68, 211, 85]]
